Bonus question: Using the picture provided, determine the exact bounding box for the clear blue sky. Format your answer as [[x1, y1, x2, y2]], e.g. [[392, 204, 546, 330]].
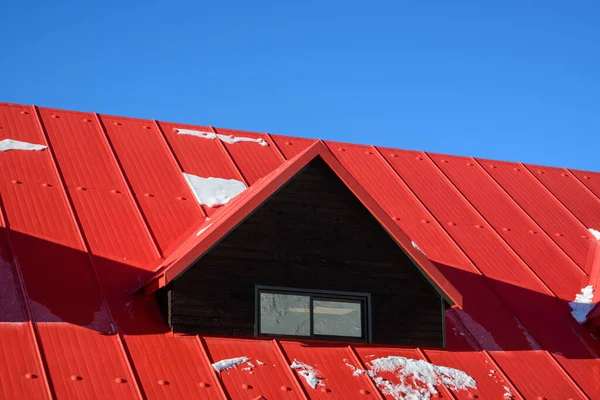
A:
[[2, 1, 599, 170]]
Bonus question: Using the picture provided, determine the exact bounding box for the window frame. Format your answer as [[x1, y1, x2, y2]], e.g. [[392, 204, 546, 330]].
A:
[[255, 285, 372, 342]]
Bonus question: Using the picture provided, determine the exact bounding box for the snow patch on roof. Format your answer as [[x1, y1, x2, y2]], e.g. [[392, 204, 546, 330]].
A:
[[569, 286, 595, 324], [366, 356, 477, 400], [503, 385, 514, 398], [588, 228, 600, 241], [454, 309, 502, 351], [212, 356, 250, 372], [183, 173, 246, 207], [0, 139, 47, 152], [256, 360, 265, 365], [177, 128, 269, 146], [411, 241, 426, 256], [290, 360, 323, 389], [29, 299, 62, 322]]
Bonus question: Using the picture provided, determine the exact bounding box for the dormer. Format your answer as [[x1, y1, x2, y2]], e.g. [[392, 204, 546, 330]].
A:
[[141, 142, 461, 348]]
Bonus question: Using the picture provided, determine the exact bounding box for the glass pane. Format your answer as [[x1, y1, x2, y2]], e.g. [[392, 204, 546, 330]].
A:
[[260, 292, 310, 336], [312, 299, 362, 337]]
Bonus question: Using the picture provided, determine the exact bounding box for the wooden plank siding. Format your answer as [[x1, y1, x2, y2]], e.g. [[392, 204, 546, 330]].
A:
[[163, 158, 445, 347]]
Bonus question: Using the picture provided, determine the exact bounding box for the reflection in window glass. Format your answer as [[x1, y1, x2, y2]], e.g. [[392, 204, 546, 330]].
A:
[[312, 300, 362, 337], [260, 293, 310, 335]]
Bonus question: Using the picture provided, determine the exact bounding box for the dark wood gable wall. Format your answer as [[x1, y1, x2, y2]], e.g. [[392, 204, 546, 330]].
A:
[[165, 158, 445, 347]]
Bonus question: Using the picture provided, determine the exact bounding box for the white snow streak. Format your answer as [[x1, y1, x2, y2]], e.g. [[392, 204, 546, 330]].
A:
[[503, 385, 514, 398], [589, 228, 600, 241], [569, 286, 595, 323], [183, 173, 246, 207], [411, 241, 426, 256], [212, 357, 250, 372], [0, 139, 47, 152], [177, 128, 269, 146], [364, 356, 476, 400], [196, 223, 213, 236], [290, 360, 323, 389]]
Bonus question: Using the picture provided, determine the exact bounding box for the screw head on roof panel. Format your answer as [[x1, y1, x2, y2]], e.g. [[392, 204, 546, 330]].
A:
[[536, 397, 546, 400], [468, 393, 477, 399], [440, 159, 448, 163], [242, 383, 252, 390], [11, 180, 22, 184], [359, 389, 370, 394], [561, 173, 567, 177], [176, 196, 186, 200], [583, 175, 590, 179], [392, 216, 400, 221], [421, 219, 430, 224], [158, 379, 169, 386], [365, 150, 373, 154], [25, 373, 37, 379], [554, 232, 563, 237], [337, 148, 345, 151], [51, 114, 60, 118], [537, 171, 544, 174], [71, 375, 82, 381], [466, 162, 473, 166], [285, 141, 292, 145], [489, 164, 496, 168], [76, 187, 87, 191], [502, 227, 510, 232], [83, 118, 91, 122], [110, 189, 121, 194], [528, 230, 537, 234], [115, 378, 126, 383], [114, 122, 122, 126], [143, 125, 151, 129], [448, 222, 456, 226], [390, 153, 398, 157], [320, 387, 330, 393], [280, 386, 291, 391], [432, 394, 441, 398], [41, 183, 52, 187], [199, 382, 210, 388], [474, 224, 484, 229], [144, 193, 154, 197], [20, 110, 29, 115], [415, 156, 423, 160], [513, 167, 520, 171]]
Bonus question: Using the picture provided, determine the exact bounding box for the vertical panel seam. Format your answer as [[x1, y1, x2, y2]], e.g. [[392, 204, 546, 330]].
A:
[[545, 352, 590, 399], [345, 346, 385, 400], [521, 163, 590, 231], [194, 336, 230, 399], [32, 106, 146, 400], [564, 167, 600, 206], [93, 113, 164, 259], [0, 213, 56, 399], [209, 126, 249, 186], [422, 151, 558, 299], [415, 348, 458, 400], [153, 120, 207, 218], [264, 132, 287, 161], [271, 340, 310, 400], [471, 157, 587, 276]]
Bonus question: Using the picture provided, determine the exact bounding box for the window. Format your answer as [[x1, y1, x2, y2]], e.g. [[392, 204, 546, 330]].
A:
[[256, 286, 370, 341]]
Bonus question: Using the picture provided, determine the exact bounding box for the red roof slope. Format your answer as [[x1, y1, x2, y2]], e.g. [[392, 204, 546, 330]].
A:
[[0, 102, 598, 399]]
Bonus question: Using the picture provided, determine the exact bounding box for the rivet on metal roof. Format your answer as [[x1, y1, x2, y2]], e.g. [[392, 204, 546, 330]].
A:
[[158, 379, 169, 386], [415, 156, 423, 160], [172, 128, 179, 132], [390, 153, 398, 157], [115, 378, 126, 383], [502, 227, 511, 232], [11, 180, 22, 184], [537, 171, 544, 174], [144, 193, 155, 197], [285, 141, 292, 145], [359, 389, 370, 394], [70, 375, 82, 381], [536, 397, 546, 400], [76, 187, 87, 191], [280, 386, 291, 391], [466, 162, 473, 166], [51, 114, 60, 119], [474, 224, 484, 229], [432, 394, 441, 398], [110, 189, 121, 194], [113, 122, 122, 126], [199, 381, 210, 388], [320, 387, 330, 393], [176, 196, 186, 200], [20, 110, 29, 115], [421, 219, 430, 224], [242, 383, 252, 390], [440, 159, 448, 163], [554, 232, 563, 237], [25, 373, 37, 379], [468, 393, 477, 399], [489, 165, 496, 169], [528, 230, 537, 234], [513, 167, 520, 171], [561, 173, 567, 177], [41, 183, 52, 187], [583, 175, 590, 179], [337, 148, 345, 152], [83, 118, 91, 122], [448, 222, 456, 226], [392, 216, 400, 221], [365, 151, 373, 155], [143, 125, 151, 129]]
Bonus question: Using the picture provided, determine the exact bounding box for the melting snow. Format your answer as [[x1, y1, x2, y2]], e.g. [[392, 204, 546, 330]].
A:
[[589, 228, 600, 240], [183, 173, 246, 207], [290, 360, 323, 389], [212, 357, 250, 372], [503, 385, 514, 398], [569, 286, 595, 323], [364, 356, 476, 400], [411, 241, 426, 256], [177, 128, 269, 146], [0, 139, 47, 152], [454, 309, 502, 351], [256, 360, 265, 365]]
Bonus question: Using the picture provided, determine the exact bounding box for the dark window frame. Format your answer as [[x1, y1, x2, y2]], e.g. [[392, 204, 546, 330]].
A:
[[255, 285, 372, 342]]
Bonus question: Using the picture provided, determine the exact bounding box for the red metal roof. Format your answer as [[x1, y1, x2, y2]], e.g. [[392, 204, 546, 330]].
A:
[[0, 101, 599, 399]]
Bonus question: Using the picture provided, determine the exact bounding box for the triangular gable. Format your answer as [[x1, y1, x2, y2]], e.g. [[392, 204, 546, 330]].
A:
[[136, 141, 463, 307]]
